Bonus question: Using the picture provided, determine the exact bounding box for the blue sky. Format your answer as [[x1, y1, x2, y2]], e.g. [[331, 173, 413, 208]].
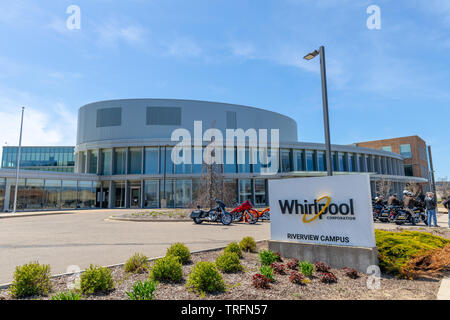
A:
[[0, 0, 449, 179]]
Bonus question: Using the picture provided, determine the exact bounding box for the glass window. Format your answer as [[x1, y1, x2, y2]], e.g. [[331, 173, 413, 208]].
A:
[[129, 148, 143, 174], [306, 151, 316, 171], [78, 181, 95, 208], [381, 146, 392, 152], [101, 149, 112, 175], [237, 148, 251, 173], [294, 150, 304, 171], [191, 147, 203, 174], [114, 181, 126, 208], [280, 149, 291, 173], [358, 155, 365, 172], [239, 179, 252, 204], [254, 179, 266, 206], [144, 147, 159, 174], [88, 150, 98, 174], [144, 180, 159, 208], [114, 148, 126, 175], [400, 144, 412, 158], [174, 148, 191, 174], [44, 180, 61, 209], [8, 179, 26, 211], [317, 151, 326, 172], [348, 154, 355, 172], [338, 153, 346, 172], [331, 152, 337, 172], [224, 148, 237, 173], [161, 147, 174, 174], [160, 179, 175, 208], [404, 165, 414, 176], [26, 179, 45, 209], [175, 180, 192, 207], [62, 180, 78, 209]]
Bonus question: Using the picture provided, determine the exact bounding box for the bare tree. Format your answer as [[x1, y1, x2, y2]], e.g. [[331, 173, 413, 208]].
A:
[[437, 177, 449, 200], [192, 161, 236, 208], [406, 180, 424, 197], [375, 178, 392, 199], [191, 120, 237, 208]]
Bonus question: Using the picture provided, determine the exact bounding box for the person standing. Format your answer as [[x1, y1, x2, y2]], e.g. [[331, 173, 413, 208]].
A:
[[425, 192, 438, 227], [443, 196, 450, 228]]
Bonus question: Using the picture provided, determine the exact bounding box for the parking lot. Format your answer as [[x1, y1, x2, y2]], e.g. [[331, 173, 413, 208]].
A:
[[0, 210, 269, 285]]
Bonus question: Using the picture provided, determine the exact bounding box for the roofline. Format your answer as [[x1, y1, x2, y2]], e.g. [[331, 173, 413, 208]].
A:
[[79, 98, 297, 123]]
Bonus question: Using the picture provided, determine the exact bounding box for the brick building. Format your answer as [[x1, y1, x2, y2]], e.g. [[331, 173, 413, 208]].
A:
[[355, 136, 430, 180]]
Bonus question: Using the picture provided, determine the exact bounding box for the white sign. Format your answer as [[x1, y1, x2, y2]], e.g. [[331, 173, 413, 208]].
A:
[[269, 175, 376, 248]]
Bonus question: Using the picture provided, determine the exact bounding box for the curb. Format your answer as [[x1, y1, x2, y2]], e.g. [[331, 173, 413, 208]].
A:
[[437, 277, 450, 300], [107, 216, 190, 223], [0, 212, 77, 220], [0, 240, 268, 290]]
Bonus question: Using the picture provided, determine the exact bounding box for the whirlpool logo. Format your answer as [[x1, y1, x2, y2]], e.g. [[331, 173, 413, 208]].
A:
[[278, 196, 356, 223]]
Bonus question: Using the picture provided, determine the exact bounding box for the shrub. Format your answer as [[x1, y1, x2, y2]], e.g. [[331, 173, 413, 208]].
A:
[[258, 250, 278, 266], [224, 242, 243, 259], [9, 262, 52, 298], [315, 261, 331, 273], [124, 253, 149, 273], [80, 265, 115, 294], [289, 271, 305, 285], [375, 230, 450, 278], [51, 290, 82, 300], [319, 272, 337, 284], [259, 265, 275, 282], [126, 280, 157, 300], [166, 243, 191, 265], [299, 261, 314, 277], [271, 263, 286, 275], [239, 236, 257, 253], [150, 255, 183, 282], [215, 252, 243, 273], [186, 262, 225, 294], [286, 260, 298, 271], [274, 252, 283, 262], [343, 267, 359, 279], [252, 274, 270, 289]]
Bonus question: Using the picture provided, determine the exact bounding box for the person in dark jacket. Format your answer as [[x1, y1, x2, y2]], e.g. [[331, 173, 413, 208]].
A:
[[425, 192, 437, 227], [388, 194, 402, 206], [442, 196, 450, 228]]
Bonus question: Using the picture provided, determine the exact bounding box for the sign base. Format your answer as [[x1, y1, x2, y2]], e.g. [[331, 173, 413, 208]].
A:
[[269, 240, 378, 274]]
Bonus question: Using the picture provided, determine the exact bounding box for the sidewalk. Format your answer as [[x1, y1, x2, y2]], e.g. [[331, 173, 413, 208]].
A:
[[0, 210, 78, 219], [0, 208, 188, 219]]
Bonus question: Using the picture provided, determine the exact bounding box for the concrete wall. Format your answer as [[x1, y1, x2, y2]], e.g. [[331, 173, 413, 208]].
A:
[[77, 99, 299, 146]]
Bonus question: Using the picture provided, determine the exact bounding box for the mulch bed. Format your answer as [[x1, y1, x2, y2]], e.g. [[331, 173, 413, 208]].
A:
[[0, 241, 444, 300], [111, 209, 192, 221]]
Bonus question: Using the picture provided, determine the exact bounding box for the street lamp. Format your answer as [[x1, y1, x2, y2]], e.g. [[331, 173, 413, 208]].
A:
[[303, 46, 333, 176], [13, 107, 25, 213]]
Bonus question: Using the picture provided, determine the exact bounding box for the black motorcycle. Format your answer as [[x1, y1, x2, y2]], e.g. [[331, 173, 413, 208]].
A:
[[189, 199, 232, 225], [372, 203, 384, 222], [393, 207, 421, 225]]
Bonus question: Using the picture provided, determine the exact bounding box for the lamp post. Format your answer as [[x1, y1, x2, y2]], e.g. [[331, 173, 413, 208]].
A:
[[13, 107, 25, 213], [303, 46, 333, 176]]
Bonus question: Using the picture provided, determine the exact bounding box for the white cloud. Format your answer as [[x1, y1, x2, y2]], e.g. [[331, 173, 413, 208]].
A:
[[95, 21, 147, 47], [0, 87, 77, 162], [166, 38, 202, 57]]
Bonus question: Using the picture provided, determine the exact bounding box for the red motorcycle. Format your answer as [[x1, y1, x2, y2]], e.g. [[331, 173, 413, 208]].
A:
[[230, 200, 259, 224]]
